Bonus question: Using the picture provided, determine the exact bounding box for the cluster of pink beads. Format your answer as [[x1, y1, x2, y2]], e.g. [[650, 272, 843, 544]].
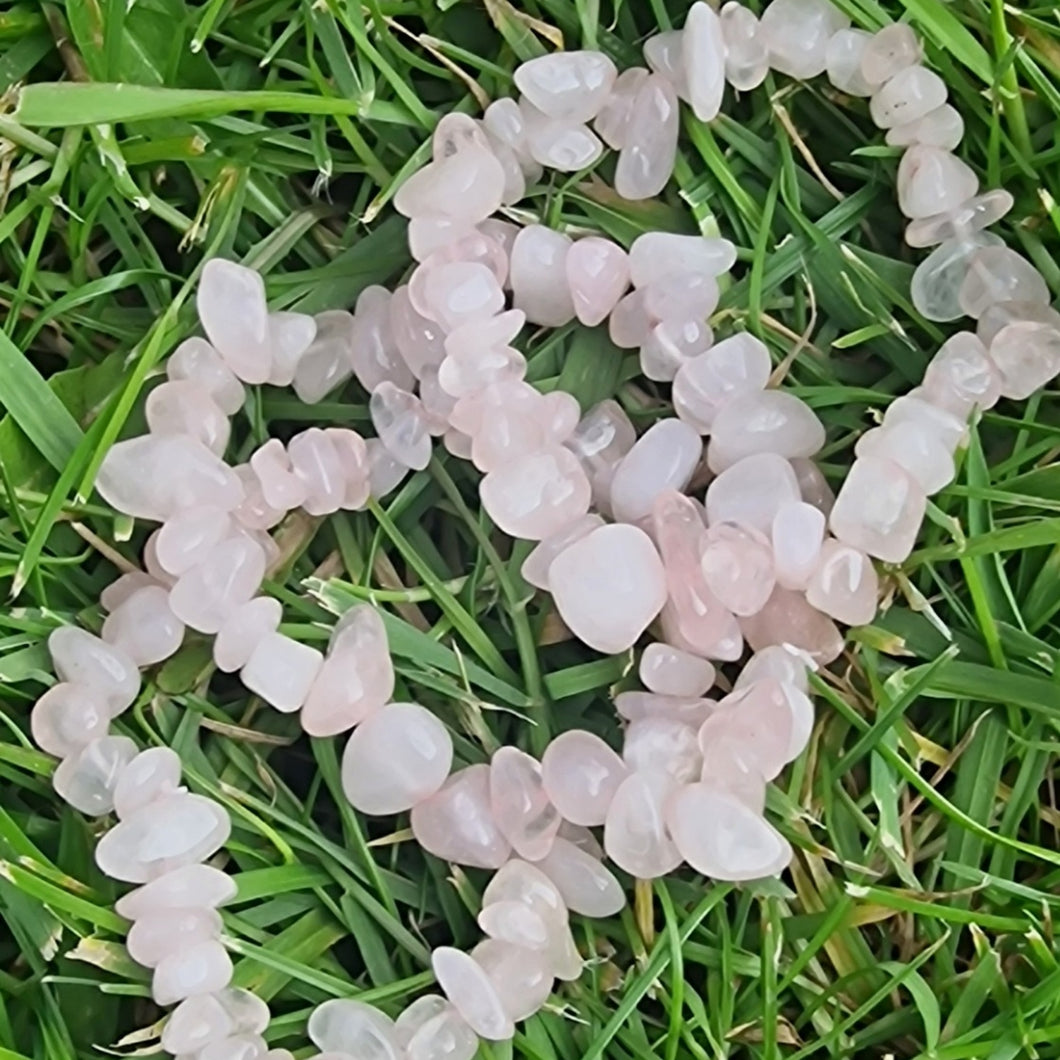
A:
[[26, 0, 1060, 1057]]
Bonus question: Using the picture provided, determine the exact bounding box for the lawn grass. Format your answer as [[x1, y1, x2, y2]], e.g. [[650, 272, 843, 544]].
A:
[[2, 0, 1060, 1057]]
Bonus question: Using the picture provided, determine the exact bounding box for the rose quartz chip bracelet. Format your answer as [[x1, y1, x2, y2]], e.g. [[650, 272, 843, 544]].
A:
[[28, 0, 1060, 1057]]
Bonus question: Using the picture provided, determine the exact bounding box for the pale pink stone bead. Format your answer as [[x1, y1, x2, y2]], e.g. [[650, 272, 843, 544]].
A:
[[549, 524, 668, 653], [288, 427, 347, 515], [540, 730, 628, 826], [308, 999, 401, 1057], [510, 225, 576, 327], [959, 245, 1051, 320], [683, 2, 726, 120], [514, 51, 618, 123], [887, 104, 965, 153], [522, 106, 604, 173], [705, 452, 802, 533], [267, 310, 317, 386], [869, 65, 947, 129], [739, 586, 844, 663], [594, 67, 649, 149], [701, 680, 793, 779], [615, 691, 716, 728], [905, 189, 1014, 251], [115, 863, 237, 920], [48, 627, 139, 716], [735, 644, 814, 695], [566, 237, 630, 327], [480, 445, 591, 541], [897, 146, 978, 220], [321, 427, 370, 510], [390, 285, 446, 378], [987, 317, 1060, 400], [478, 900, 549, 952], [759, 0, 849, 79], [643, 30, 688, 98], [143, 529, 175, 586], [609, 419, 703, 524], [367, 438, 410, 499], [112, 746, 183, 820], [824, 29, 874, 96], [855, 423, 954, 494], [100, 571, 161, 613], [241, 632, 323, 713], [395, 996, 474, 1058], [720, 2, 769, 90], [667, 783, 792, 880], [521, 515, 606, 591], [643, 273, 720, 325], [293, 310, 355, 404], [127, 907, 222, 967], [734, 676, 814, 762], [628, 232, 736, 288], [248, 439, 305, 511], [152, 940, 233, 1006], [461, 387, 546, 473], [615, 73, 679, 200], [672, 332, 772, 433], [640, 643, 715, 697], [482, 98, 539, 177], [102, 585, 184, 666], [214, 596, 282, 673], [565, 399, 636, 512], [432, 947, 514, 1041], [700, 523, 776, 616], [96, 435, 244, 522], [698, 732, 767, 812], [196, 259, 271, 385], [155, 506, 232, 577], [472, 938, 554, 1022], [162, 989, 267, 1055], [31, 683, 110, 759], [407, 216, 473, 262], [623, 717, 702, 783], [883, 391, 967, 452], [198, 1034, 268, 1060], [708, 390, 826, 472], [370, 382, 432, 471], [422, 262, 505, 332], [641, 318, 714, 383], [771, 501, 826, 590], [488, 747, 560, 861], [169, 536, 266, 634], [531, 836, 625, 916], [806, 540, 879, 626], [351, 286, 416, 394], [394, 145, 505, 224], [439, 310, 527, 396], [431, 113, 490, 161], [418, 367, 456, 435], [979, 299, 1060, 347], [603, 770, 682, 879], [608, 289, 652, 349], [167, 337, 245, 415], [792, 458, 835, 515], [302, 605, 394, 737], [411, 764, 512, 869], [403, 1004, 479, 1060], [146, 380, 230, 456], [921, 331, 1001, 415], [542, 390, 581, 444], [860, 23, 921, 87], [52, 735, 137, 815]]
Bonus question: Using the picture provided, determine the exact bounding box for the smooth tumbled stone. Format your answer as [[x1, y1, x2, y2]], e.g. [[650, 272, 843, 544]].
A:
[[460, 383, 547, 473], [735, 644, 814, 695], [869, 65, 947, 129], [759, 0, 849, 79], [411, 764, 511, 869], [340, 702, 452, 814], [736, 676, 814, 762], [959, 245, 1050, 320], [708, 390, 825, 472], [31, 683, 110, 759], [643, 29, 688, 98], [510, 225, 575, 327], [623, 717, 702, 784], [615, 691, 716, 728], [155, 507, 232, 577], [699, 680, 793, 780], [402, 1002, 478, 1060], [162, 994, 236, 1055], [293, 310, 355, 404], [683, 2, 726, 120], [49, 627, 139, 716], [739, 586, 843, 663], [113, 746, 183, 820], [700, 523, 775, 616], [422, 262, 505, 332], [672, 332, 772, 433], [541, 730, 627, 827], [987, 315, 1060, 400], [805, 541, 879, 626], [489, 747, 560, 861], [128, 907, 222, 967], [550, 524, 667, 653], [911, 233, 1003, 322], [887, 104, 965, 152], [241, 632, 323, 713], [719, 1, 768, 90], [705, 452, 801, 533], [370, 382, 432, 471], [514, 51, 617, 123], [146, 380, 230, 456], [667, 783, 792, 880], [390, 285, 446, 378], [628, 233, 736, 288], [824, 29, 873, 96], [521, 514, 605, 591], [610, 419, 702, 524], [395, 996, 449, 1047], [308, 999, 400, 1059], [855, 423, 954, 494], [169, 536, 266, 634], [213, 596, 282, 674], [483, 98, 538, 174], [198, 1034, 268, 1060], [608, 289, 651, 349], [116, 863, 237, 920], [566, 237, 630, 326], [167, 337, 245, 415], [366, 438, 410, 499], [290, 427, 349, 515], [248, 439, 304, 512], [905, 189, 1014, 249], [53, 735, 137, 815], [603, 770, 682, 879], [565, 399, 636, 511], [640, 318, 714, 383], [432, 947, 514, 1041], [302, 605, 394, 737], [266, 310, 317, 387], [431, 112, 490, 161], [481, 445, 591, 541], [472, 938, 553, 1022], [883, 391, 967, 451], [197, 259, 271, 385], [771, 501, 826, 590], [101, 585, 184, 667], [861, 22, 920, 86], [394, 145, 505, 224], [616, 73, 679, 200], [531, 837, 625, 916], [439, 317, 527, 399], [921, 331, 1000, 415], [152, 940, 233, 1006], [100, 571, 161, 613], [351, 285, 415, 394], [522, 109, 604, 173], [96, 792, 231, 883], [643, 272, 720, 325], [97, 434, 244, 522], [595, 67, 649, 148], [479, 900, 550, 954], [792, 458, 835, 515], [897, 146, 978, 220], [640, 643, 715, 697], [829, 456, 926, 563]]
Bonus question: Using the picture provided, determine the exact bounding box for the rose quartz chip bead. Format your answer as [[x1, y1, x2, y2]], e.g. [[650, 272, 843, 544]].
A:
[[531, 836, 625, 916], [806, 540, 879, 626], [672, 333, 771, 432], [707, 452, 803, 533], [565, 237, 630, 326], [514, 51, 617, 124], [541, 730, 628, 826], [489, 747, 561, 861], [708, 390, 826, 472], [167, 337, 245, 415], [565, 399, 636, 512], [196, 259, 272, 385], [640, 643, 716, 697], [604, 770, 682, 878], [394, 144, 505, 225], [759, 0, 850, 80], [102, 585, 185, 666], [609, 419, 703, 523], [615, 73, 680, 200], [146, 380, 230, 456], [395, 995, 478, 1060], [241, 632, 323, 713]]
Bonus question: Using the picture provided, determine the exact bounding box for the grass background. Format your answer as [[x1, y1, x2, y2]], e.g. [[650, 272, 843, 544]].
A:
[[2, 0, 1060, 1057]]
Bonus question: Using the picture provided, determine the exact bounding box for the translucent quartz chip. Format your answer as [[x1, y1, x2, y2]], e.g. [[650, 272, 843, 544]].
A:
[[905, 189, 1013, 250], [162, 991, 259, 1055], [639, 643, 715, 697], [911, 233, 1003, 322], [100, 571, 163, 612], [155, 506, 231, 577], [489, 747, 560, 861], [985, 310, 1060, 400], [308, 999, 401, 1059], [293, 310, 355, 404], [390, 285, 446, 378], [96, 792, 231, 883], [531, 837, 626, 916], [395, 996, 450, 1047], [422, 261, 505, 332], [609, 419, 703, 524], [367, 438, 410, 498], [672, 332, 772, 433], [699, 680, 793, 780], [510, 225, 576, 327], [739, 586, 843, 663], [152, 939, 233, 1005], [644, 29, 688, 98], [603, 770, 682, 879], [289, 427, 348, 515], [241, 632, 323, 713], [615, 72, 679, 200], [169, 536, 267, 634], [102, 585, 184, 666], [886, 104, 964, 152], [792, 458, 835, 515], [432, 947, 514, 1041], [719, 2, 768, 90], [565, 399, 637, 512], [771, 501, 826, 590], [667, 783, 792, 880], [431, 113, 490, 161], [411, 765, 511, 869], [700, 522, 776, 616], [860, 23, 921, 87], [471, 938, 553, 1022], [614, 691, 715, 728], [403, 1002, 479, 1060], [393, 145, 505, 224], [31, 683, 110, 759], [549, 524, 668, 654], [482, 98, 539, 177], [565, 237, 630, 327], [959, 245, 1050, 320], [623, 717, 703, 783], [214, 596, 283, 674], [805, 540, 879, 626], [869, 65, 947, 129], [267, 310, 317, 387], [683, 2, 726, 121], [708, 390, 825, 472], [628, 232, 736, 287], [53, 735, 138, 815], [759, 0, 850, 80], [127, 907, 222, 967], [167, 337, 245, 415], [521, 515, 606, 591], [897, 145, 978, 220], [736, 644, 814, 694], [514, 51, 618, 124], [96, 434, 244, 522], [541, 730, 628, 827], [824, 29, 873, 96], [49, 627, 139, 716], [883, 391, 967, 451], [595, 67, 649, 149], [854, 422, 954, 494], [113, 746, 183, 820], [640, 319, 713, 383], [829, 455, 927, 563], [522, 108, 604, 173], [198, 1034, 268, 1060], [145, 380, 230, 456], [196, 259, 271, 385], [370, 382, 432, 471], [921, 331, 1001, 415], [115, 863, 238, 920], [351, 285, 416, 394]]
